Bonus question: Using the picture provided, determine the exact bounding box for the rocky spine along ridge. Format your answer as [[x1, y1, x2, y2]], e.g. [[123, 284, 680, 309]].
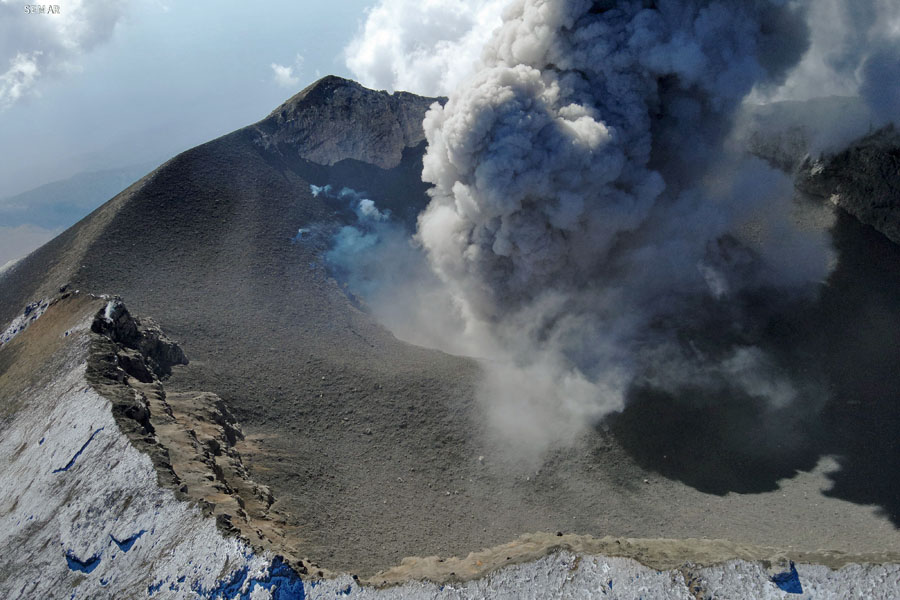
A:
[[85, 299, 323, 580]]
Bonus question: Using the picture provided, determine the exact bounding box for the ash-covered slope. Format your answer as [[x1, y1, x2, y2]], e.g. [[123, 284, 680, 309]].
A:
[[0, 76, 485, 573], [0, 75, 437, 324], [3, 76, 900, 581]]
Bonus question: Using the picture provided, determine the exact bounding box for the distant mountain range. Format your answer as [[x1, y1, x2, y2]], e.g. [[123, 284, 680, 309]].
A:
[[0, 162, 163, 266], [0, 162, 162, 230]]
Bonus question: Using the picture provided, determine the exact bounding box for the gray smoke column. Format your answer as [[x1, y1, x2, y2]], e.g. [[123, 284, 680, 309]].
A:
[[772, 0, 900, 124], [415, 0, 834, 456]]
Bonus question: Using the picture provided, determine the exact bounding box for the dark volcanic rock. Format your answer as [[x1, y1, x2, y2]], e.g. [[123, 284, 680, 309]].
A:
[[91, 298, 188, 379], [797, 125, 900, 245], [740, 96, 872, 173]]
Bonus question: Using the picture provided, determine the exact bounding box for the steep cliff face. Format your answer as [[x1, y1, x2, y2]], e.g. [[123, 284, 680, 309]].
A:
[[797, 126, 900, 245], [254, 75, 439, 169]]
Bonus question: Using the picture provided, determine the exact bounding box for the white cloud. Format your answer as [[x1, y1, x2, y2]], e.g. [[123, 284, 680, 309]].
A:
[[270, 54, 303, 88], [0, 0, 126, 109], [271, 63, 298, 88], [344, 0, 506, 97], [0, 52, 41, 109]]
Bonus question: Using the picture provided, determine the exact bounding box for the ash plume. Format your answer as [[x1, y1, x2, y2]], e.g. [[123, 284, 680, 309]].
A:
[[740, 0, 900, 156], [337, 0, 900, 458], [412, 0, 837, 457], [345, 0, 507, 96], [767, 0, 900, 122]]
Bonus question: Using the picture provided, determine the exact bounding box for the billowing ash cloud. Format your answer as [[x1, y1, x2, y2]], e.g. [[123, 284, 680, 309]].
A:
[[334, 0, 900, 459], [769, 0, 900, 119], [404, 0, 841, 457], [344, 0, 506, 96], [738, 0, 900, 157], [0, 0, 125, 109]]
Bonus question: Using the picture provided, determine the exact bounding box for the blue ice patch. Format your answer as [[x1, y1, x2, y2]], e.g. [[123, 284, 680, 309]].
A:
[[110, 530, 146, 552], [193, 556, 305, 599], [771, 561, 803, 594], [53, 428, 104, 473], [65, 551, 101, 574]]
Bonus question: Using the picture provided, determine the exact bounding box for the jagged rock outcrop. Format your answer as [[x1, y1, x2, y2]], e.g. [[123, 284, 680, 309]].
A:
[[797, 126, 900, 245], [85, 297, 320, 578], [90, 298, 187, 381], [254, 75, 440, 169], [0, 292, 321, 598]]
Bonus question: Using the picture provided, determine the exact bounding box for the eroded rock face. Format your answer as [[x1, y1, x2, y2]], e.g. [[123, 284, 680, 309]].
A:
[[85, 298, 319, 578], [254, 75, 440, 169], [0, 293, 298, 599], [797, 126, 900, 245], [90, 298, 187, 379], [738, 96, 873, 174]]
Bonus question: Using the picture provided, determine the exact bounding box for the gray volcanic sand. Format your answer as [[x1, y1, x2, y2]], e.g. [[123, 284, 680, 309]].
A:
[[2, 78, 899, 576]]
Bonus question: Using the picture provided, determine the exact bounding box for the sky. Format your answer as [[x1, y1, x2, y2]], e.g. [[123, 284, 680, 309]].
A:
[[0, 0, 375, 265], [0, 1, 377, 198]]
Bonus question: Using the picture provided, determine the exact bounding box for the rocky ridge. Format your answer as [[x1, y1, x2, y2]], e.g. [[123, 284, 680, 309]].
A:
[[85, 298, 323, 580]]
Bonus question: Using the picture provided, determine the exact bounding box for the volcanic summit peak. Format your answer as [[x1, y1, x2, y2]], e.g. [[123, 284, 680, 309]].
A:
[[254, 74, 441, 170]]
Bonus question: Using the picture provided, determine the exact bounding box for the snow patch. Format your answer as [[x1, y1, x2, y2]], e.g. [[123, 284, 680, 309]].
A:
[[0, 298, 49, 346], [102, 300, 118, 323], [0, 325, 285, 599]]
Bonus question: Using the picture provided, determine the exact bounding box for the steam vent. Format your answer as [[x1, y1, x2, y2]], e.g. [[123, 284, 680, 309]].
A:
[[3, 3, 900, 597]]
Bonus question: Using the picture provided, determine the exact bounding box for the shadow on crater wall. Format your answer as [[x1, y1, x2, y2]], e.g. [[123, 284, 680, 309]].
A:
[[610, 210, 900, 525]]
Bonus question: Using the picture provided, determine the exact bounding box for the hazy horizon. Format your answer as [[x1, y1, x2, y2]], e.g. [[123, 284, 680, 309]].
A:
[[0, 0, 376, 264]]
